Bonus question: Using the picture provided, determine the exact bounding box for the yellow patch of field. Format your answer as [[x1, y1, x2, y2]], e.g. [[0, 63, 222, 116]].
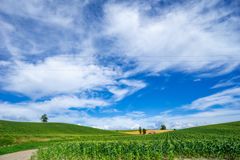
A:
[[122, 130, 173, 135]]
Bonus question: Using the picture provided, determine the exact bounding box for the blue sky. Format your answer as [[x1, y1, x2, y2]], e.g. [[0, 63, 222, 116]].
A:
[[0, 0, 240, 130]]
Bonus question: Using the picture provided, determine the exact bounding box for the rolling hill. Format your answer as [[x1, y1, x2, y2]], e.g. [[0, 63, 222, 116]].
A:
[[0, 120, 122, 137]]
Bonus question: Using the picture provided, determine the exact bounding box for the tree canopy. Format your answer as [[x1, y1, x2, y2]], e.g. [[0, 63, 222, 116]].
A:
[[139, 126, 142, 134], [40, 114, 48, 123], [161, 125, 166, 130], [143, 128, 146, 135]]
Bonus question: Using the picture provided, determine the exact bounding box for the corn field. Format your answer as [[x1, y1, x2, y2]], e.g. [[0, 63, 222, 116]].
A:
[[31, 122, 240, 160]]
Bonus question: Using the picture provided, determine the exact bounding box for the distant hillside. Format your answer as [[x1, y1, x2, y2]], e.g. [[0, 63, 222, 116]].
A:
[[104, 121, 240, 142], [177, 121, 240, 135], [0, 120, 122, 137]]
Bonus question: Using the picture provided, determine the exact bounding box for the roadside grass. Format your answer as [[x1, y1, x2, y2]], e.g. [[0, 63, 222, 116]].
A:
[[0, 120, 127, 154], [0, 141, 49, 155], [0, 139, 74, 155], [0, 135, 129, 155]]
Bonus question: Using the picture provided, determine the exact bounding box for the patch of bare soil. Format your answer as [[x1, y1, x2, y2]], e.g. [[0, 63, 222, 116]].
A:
[[0, 149, 37, 160]]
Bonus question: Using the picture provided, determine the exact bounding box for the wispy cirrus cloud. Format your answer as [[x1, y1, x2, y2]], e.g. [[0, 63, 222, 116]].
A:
[[100, 109, 121, 113], [212, 76, 240, 88], [0, 0, 90, 58], [107, 79, 147, 101], [103, 0, 240, 76], [182, 87, 240, 110], [194, 79, 202, 82], [126, 111, 146, 118]]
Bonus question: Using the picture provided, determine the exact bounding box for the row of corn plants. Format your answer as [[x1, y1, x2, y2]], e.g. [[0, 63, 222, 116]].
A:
[[31, 122, 240, 159], [31, 134, 240, 159]]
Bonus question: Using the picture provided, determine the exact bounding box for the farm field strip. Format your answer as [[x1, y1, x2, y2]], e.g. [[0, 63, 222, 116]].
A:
[[32, 121, 240, 160], [122, 130, 173, 134]]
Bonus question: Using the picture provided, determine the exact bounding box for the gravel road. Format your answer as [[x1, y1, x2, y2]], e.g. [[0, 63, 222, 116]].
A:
[[0, 149, 38, 160]]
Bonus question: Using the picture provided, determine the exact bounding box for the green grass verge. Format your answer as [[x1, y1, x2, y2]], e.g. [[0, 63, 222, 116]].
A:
[[0, 135, 129, 155]]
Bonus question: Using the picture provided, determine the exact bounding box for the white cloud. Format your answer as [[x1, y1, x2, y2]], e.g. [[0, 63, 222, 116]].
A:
[[1, 115, 29, 122], [64, 107, 240, 130], [100, 109, 121, 113], [126, 111, 146, 118], [0, 95, 110, 122], [165, 109, 240, 129], [1, 55, 121, 99], [130, 124, 140, 130], [103, 0, 240, 76], [0, 61, 11, 66], [107, 79, 146, 101], [0, 0, 88, 28], [0, 0, 95, 62], [182, 87, 240, 110], [84, 116, 150, 130], [160, 110, 172, 115], [194, 79, 202, 82], [155, 120, 199, 130], [107, 87, 130, 101], [92, 125, 109, 130], [212, 76, 240, 88], [188, 108, 240, 118]]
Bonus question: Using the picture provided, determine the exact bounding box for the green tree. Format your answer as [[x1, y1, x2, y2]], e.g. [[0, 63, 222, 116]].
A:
[[139, 127, 142, 134], [40, 114, 48, 123], [161, 125, 166, 130], [143, 128, 146, 135]]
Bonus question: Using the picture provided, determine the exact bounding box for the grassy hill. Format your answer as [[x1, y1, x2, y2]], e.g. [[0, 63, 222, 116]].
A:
[[0, 120, 125, 154], [0, 120, 122, 137]]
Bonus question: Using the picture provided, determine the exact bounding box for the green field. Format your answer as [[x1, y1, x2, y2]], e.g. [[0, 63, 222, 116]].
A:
[[0, 120, 122, 137], [0, 120, 124, 149], [1, 120, 240, 159], [32, 121, 240, 160]]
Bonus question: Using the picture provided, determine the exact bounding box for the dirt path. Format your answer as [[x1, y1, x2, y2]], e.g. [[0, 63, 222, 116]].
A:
[[0, 149, 37, 160]]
